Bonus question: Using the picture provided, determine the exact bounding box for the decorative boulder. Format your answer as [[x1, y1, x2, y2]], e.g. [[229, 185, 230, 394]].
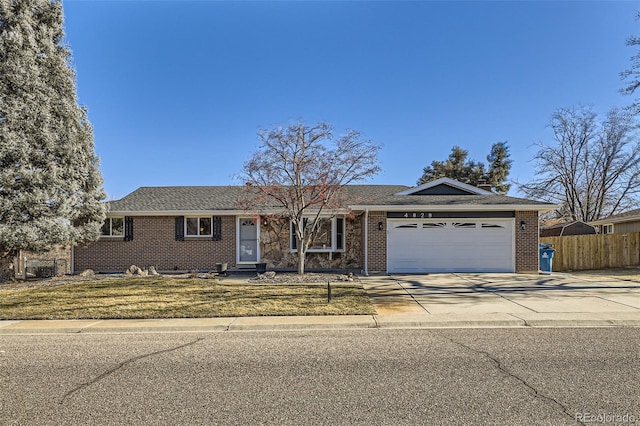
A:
[[337, 272, 355, 282], [79, 269, 95, 278]]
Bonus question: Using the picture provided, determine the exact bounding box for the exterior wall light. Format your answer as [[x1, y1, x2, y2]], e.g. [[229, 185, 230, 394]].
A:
[[520, 220, 526, 231], [378, 221, 384, 231]]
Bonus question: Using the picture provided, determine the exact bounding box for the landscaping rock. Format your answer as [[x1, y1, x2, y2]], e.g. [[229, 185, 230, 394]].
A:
[[337, 272, 354, 282], [126, 265, 148, 276], [148, 266, 159, 276], [79, 269, 95, 278], [255, 271, 277, 280], [249, 272, 356, 284]]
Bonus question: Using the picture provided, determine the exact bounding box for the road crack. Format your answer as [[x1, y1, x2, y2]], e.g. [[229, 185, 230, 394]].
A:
[[442, 335, 584, 425], [59, 338, 203, 405]]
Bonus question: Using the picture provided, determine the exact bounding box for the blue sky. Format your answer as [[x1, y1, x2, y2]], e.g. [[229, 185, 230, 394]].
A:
[[62, 1, 639, 200]]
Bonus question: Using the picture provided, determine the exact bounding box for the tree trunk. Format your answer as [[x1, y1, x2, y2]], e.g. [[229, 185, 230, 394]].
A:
[[0, 256, 15, 283], [297, 250, 305, 275]]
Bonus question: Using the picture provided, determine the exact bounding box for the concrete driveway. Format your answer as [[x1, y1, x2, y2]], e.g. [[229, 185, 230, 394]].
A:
[[361, 273, 640, 327]]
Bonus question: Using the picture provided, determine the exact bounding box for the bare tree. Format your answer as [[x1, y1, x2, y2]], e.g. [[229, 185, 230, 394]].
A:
[[621, 11, 640, 113], [519, 106, 640, 222], [241, 121, 381, 274]]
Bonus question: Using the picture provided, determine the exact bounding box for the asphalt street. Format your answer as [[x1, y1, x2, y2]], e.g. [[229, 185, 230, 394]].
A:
[[1, 328, 638, 425]]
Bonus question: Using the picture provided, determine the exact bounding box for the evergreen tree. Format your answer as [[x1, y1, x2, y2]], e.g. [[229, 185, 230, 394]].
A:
[[418, 143, 511, 193], [0, 0, 106, 280], [486, 142, 512, 193]]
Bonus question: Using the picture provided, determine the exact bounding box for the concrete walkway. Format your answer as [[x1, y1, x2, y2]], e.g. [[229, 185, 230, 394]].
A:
[[1, 273, 639, 333]]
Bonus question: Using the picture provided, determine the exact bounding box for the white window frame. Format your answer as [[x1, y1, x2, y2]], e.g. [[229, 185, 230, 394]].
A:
[[602, 224, 614, 234], [290, 216, 345, 253], [185, 216, 213, 237], [101, 217, 124, 237]]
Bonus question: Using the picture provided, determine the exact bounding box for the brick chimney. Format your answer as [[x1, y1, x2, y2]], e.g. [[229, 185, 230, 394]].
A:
[[477, 180, 492, 192]]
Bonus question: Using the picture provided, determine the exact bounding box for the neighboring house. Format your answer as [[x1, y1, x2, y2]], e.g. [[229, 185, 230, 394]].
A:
[[540, 221, 597, 237], [73, 178, 556, 274], [590, 208, 640, 234]]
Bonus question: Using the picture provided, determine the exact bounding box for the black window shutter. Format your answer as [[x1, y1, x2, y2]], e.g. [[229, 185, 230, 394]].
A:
[[175, 216, 185, 241], [124, 216, 134, 241], [291, 221, 297, 250], [212, 216, 222, 241], [336, 217, 344, 250]]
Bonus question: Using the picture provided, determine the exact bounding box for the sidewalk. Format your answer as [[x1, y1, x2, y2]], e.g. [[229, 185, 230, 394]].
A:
[[1, 273, 639, 333]]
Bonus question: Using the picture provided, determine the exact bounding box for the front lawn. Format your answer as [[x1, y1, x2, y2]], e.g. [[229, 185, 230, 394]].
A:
[[0, 277, 376, 320]]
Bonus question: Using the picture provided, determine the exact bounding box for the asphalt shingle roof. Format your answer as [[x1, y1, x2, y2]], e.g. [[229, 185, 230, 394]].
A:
[[107, 186, 252, 212], [592, 208, 640, 223], [106, 185, 554, 213]]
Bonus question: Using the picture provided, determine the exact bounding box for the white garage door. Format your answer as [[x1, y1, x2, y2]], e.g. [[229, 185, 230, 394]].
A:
[[387, 219, 515, 273]]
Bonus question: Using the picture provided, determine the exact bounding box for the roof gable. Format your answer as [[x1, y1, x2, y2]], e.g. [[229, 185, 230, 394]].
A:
[[395, 178, 492, 196]]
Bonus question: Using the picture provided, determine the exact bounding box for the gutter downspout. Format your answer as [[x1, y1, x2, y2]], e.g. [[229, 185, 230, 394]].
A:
[[364, 208, 369, 276]]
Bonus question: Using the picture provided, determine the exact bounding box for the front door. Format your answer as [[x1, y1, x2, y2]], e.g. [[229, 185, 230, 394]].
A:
[[238, 218, 259, 263]]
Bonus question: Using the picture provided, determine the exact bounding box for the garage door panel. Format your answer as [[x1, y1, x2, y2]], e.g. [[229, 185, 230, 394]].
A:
[[387, 219, 514, 273]]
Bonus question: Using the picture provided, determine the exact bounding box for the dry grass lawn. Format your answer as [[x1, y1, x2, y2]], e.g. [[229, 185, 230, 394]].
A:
[[0, 276, 375, 320]]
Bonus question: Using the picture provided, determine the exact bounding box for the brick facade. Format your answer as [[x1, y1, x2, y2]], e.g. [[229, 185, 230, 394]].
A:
[[74, 216, 236, 273], [366, 211, 387, 273], [75, 210, 541, 274], [515, 210, 539, 273]]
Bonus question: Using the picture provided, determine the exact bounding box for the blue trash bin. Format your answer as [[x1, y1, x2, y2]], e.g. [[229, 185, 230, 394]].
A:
[[539, 247, 555, 274]]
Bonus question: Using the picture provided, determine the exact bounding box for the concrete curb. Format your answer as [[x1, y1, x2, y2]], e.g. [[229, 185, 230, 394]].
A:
[[510, 312, 640, 328], [374, 313, 526, 328], [228, 315, 377, 331], [1, 313, 640, 334]]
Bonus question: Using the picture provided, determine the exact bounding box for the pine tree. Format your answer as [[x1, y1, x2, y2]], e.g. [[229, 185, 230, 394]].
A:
[[0, 0, 106, 280], [486, 142, 512, 194], [417, 143, 511, 193]]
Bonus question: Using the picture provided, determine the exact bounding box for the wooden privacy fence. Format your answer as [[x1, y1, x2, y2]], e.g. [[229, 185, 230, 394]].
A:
[[540, 232, 640, 271]]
